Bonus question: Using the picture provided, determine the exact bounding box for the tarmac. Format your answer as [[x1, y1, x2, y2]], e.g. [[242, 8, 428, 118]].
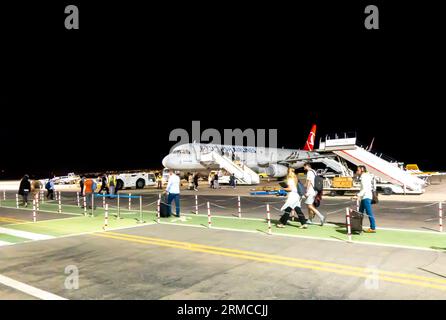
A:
[[0, 180, 445, 300]]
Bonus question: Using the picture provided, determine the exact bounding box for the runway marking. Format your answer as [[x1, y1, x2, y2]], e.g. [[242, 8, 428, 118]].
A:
[[94, 231, 446, 291], [0, 227, 54, 241], [0, 274, 67, 300], [0, 217, 28, 224]]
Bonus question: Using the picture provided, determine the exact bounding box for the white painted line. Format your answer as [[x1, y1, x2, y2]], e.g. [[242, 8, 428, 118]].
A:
[[0, 274, 67, 300], [0, 240, 12, 246], [0, 227, 54, 241]]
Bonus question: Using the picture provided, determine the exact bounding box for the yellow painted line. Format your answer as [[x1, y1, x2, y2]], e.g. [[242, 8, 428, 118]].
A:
[[104, 231, 446, 285], [95, 232, 446, 291], [0, 217, 28, 224]]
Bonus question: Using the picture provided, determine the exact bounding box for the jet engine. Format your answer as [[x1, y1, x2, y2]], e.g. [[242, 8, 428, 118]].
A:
[[265, 164, 288, 178]]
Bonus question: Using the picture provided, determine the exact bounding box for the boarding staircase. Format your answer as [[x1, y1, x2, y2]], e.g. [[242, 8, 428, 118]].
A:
[[199, 151, 260, 185], [312, 157, 353, 177], [318, 136, 426, 192]]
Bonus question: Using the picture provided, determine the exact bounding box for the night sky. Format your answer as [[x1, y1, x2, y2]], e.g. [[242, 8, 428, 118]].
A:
[[2, 2, 444, 179]]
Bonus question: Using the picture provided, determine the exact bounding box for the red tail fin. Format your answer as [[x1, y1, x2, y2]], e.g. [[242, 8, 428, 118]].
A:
[[303, 124, 317, 151]]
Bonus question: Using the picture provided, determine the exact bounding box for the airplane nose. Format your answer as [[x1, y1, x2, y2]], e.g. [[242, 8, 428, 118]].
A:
[[162, 155, 169, 168]]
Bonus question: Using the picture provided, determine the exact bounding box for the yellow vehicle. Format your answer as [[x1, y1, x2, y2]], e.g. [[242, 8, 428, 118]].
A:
[[258, 173, 269, 179]]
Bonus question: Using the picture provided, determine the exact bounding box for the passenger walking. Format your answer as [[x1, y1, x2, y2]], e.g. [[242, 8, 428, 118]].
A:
[[31, 178, 41, 200], [18, 174, 31, 207], [45, 177, 55, 200], [193, 173, 199, 191], [277, 168, 308, 229], [303, 163, 326, 226], [84, 177, 97, 210], [165, 170, 181, 217], [352, 165, 377, 233], [79, 176, 85, 196], [98, 175, 109, 194]]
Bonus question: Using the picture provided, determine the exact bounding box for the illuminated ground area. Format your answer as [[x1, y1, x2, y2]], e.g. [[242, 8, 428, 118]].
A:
[[0, 192, 446, 299]]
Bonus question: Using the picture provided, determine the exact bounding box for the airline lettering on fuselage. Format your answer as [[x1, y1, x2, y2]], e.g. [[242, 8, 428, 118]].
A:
[[199, 145, 257, 153]]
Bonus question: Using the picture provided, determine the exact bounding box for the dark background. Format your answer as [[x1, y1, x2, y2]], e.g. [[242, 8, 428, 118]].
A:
[[1, 1, 444, 179]]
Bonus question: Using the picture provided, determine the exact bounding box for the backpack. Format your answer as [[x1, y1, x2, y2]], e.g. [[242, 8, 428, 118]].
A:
[[45, 181, 52, 190], [312, 170, 324, 193], [297, 181, 306, 197]]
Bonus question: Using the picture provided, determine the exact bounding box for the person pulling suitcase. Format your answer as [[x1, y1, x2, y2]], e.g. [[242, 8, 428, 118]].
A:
[[352, 165, 377, 233]]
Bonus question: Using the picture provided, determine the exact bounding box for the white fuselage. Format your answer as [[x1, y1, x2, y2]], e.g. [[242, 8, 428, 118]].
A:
[[162, 143, 317, 177]]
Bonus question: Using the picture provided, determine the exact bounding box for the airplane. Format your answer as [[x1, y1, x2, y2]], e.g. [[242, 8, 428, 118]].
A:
[[161, 124, 322, 178]]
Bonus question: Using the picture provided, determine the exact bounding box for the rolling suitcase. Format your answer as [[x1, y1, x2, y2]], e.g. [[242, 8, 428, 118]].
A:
[[348, 210, 364, 233], [159, 195, 171, 218]]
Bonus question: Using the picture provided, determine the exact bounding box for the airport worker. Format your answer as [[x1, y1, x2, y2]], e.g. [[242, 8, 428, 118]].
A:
[[193, 173, 199, 191], [84, 177, 97, 210], [229, 173, 236, 189], [165, 170, 181, 217], [352, 165, 376, 233], [213, 172, 220, 189], [277, 168, 308, 229], [18, 174, 31, 207], [156, 174, 163, 189], [208, 173, 214, 188], [303, 163, 326, 226], [109, 174, 116, 196], [188, 173, 194, 190], [45, 177, 55, 200]]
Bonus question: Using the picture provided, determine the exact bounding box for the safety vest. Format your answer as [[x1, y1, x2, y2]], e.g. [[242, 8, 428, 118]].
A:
[[109, 175, 116, 187]]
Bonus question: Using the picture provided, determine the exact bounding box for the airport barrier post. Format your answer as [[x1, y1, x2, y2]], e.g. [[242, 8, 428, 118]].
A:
[[157, 199, 160, 223], [83, 195, 87, 216], [346, 208, 352, 242], [266, 203, 272, 235], [195, 195, 198, 215], [91, 194, 94, 217], [40, 189, 44, 203], [36, 194, 40, 212], [238, 196, 241, 218], [117, 195, 121, 219], [32, 199, 36, 223], [58, 192, 62, 213], [16, 194, 19, 209], [139, 196, 143, 223], [76, 192, 80, 207], [439, 201, 443, 233], [2, 190, 5, 201], [102, 191, 106, 208], [128, 193, 131, 211], [356, 198, 360, 211], [207, 201, 211, 228], [103, 204, 108, 230]]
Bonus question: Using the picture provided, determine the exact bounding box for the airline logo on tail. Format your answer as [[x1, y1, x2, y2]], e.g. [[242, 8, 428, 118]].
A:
[[303, 124, 317, 151]]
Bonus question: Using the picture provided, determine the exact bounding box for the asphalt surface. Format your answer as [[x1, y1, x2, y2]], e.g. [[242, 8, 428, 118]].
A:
[[1, 223, 446, 299], [0, 190, 445, 300]]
